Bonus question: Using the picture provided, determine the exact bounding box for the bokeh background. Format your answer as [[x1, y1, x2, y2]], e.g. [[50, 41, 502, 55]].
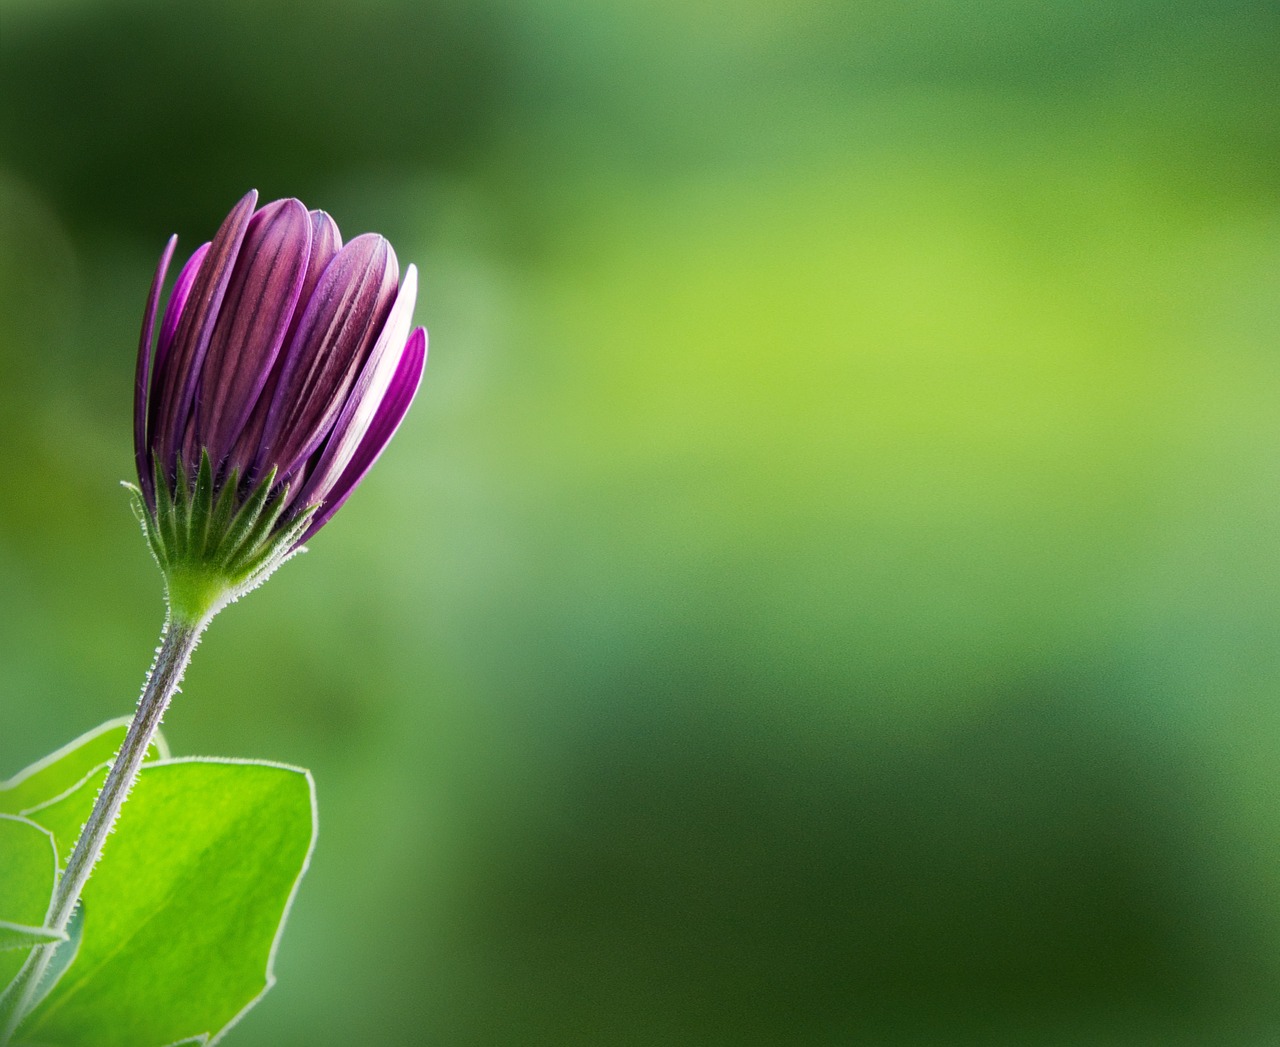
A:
[[2, 1, 1280, 1044]]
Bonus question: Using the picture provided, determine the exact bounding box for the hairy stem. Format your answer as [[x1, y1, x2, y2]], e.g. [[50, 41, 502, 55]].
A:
[[0, 614, 208, 1043]]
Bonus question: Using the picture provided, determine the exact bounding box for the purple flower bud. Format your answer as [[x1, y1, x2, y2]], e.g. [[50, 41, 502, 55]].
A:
[[130, 191, 427, 619]]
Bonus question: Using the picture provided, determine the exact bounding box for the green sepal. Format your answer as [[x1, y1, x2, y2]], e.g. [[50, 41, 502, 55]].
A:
[[128, 484, 165, 569], [130, 455, 316, 624], [233, 509, 315, 583], [205, 465, 241, 560], [216, 466, 276, 567], [188, 451, 215, 559], [222, 481, 290, 569], [171, 456, 192, 561], [152, 458, 177, 560]]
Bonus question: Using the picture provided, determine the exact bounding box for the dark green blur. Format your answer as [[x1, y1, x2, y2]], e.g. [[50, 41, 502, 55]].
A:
[[2, 1, 1279, 1043]]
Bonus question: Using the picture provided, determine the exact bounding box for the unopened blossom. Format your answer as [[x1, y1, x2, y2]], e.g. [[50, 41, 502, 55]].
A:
[[130, 190, 427, 621], [0, 192, 430, 1038]]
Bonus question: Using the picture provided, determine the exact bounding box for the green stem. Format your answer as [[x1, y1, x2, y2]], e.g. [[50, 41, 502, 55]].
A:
[[0, 614, 208, 1043]]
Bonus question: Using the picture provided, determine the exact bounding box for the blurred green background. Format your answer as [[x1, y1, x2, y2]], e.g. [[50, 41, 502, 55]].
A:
[[2, 0, 1279, 1043]]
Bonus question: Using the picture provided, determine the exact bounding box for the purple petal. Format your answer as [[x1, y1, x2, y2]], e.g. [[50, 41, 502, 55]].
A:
[[146, 241, 209, 492], [287, 210, 342, 346], [195, 199, 312, 472], [227, 209, 343, 483], [294, 264, 418, 510], [151, 190, 257, 480], [296, 325, 427, 545], [155, 242, 209, 376], [134, 234, 176, 510], [257, 233, 399, 484]]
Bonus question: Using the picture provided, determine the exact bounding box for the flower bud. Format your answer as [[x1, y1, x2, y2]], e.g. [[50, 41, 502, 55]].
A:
[[129, 191, 427, 621]]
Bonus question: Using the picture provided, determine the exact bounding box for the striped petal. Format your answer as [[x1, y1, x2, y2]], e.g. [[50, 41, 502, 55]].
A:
[[295, 265, 418, 511], [297, 325, 427, 545], [146, 240, 210, 497], [152, 190, 257, 480], [134, 235, 177, 510], [195, 198, 312, 473], [257, 234, 399, 484], [286, 210, 342, 348], [155, 242, 209, 376], [228, 210, 343, 483]]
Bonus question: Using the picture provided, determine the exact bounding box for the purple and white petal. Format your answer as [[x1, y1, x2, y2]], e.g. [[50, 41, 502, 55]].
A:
[[257, 234, 399, 485], [295, 264, 418, 510], [297, 325, 427, 545]]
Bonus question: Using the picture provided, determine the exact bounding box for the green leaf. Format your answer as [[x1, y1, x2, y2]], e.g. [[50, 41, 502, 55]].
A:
[[0, 815, 59, 987], [0, 720, 169, 816], [16, 759, 316, 1047]]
